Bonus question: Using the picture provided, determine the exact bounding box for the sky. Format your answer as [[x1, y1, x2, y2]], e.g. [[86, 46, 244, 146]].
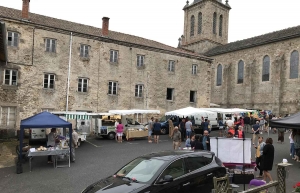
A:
[[1, 0, 300, 47]]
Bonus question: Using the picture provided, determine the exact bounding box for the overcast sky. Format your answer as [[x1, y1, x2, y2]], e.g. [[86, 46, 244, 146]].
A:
[[2, 0, 300, 47]]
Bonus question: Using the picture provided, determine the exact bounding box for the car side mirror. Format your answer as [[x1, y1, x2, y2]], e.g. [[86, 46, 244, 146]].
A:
[[158, 175, 173, 184]]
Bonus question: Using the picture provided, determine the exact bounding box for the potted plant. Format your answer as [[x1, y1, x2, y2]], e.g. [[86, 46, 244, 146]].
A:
[[293, 182, 300, 192]]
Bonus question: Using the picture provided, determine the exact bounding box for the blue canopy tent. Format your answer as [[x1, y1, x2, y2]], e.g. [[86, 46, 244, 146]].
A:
[[18, 111, 72, 173]]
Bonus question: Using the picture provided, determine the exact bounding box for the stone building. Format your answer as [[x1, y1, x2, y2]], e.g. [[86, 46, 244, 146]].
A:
[[181, 0, 300, 115], [0, 0, 212, 135]]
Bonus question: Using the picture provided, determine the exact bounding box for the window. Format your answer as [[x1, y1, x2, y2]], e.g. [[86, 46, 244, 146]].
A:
[[7, 32, 19, 47], [166, 88, 174, 101], [262, 55, 270, 81], [45, 38, 56, 53], [219, 15, 223, 37], [110, 50, 118, 63], [190, 15, 195, 37], [158, 159, 186, 181], [198, 12, 202, 34], [190, 91, 196, 103], [0, 106, 16, 127], [108, 81, 117, 95], [135, 84, 143, 97], [4, 69, 17, 86], [213, 12, 217, 34], [80, 45, 89, 58], [43, 74, 55, 89], [137, 55, 145, 67], [78, 78, 88, 92], [237, 60, 244, 84], [216, 64, 222, 86], [168, 60, 175, 72], [192, 64, 197, 75], [290, 50, 299, 79], [185, 155, 213, 173]]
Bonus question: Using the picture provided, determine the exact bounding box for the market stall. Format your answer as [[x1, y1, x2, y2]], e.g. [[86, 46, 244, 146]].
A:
[[17, 111, 72, 174], [108, 109, 160, 140], [269, 112, 300, 128]]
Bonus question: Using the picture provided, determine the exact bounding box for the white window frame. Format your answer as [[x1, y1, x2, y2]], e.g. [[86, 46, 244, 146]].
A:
[[45, 38, 56, 53], [110, 50, 119, 63], [166, 88, 174, 101], [43, 74, 55, 89], [80, 44, 89, 58], [137, 55, 145, 67], [78, 78, 89, 92], [168, 60, 175, 72], [4, 69, 18, 86], [108, 81, 118, 95], [7, 31, 19, 47], [192, 64, 198, 75], [135, 84, 143, 98], [0, 106, 16, 127]]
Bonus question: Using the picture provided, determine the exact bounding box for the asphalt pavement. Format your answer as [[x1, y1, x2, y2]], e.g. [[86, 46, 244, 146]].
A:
[[0, 130, 299, 193]]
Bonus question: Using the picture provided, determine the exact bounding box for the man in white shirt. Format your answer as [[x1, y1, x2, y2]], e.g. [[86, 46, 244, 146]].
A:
[[72, 129, 79, 148], [115, 120, 119, 141], [226, 118, 234, 128]]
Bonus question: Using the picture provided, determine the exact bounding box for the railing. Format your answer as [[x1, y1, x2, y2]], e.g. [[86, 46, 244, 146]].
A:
[[212, 163, 292, 193]]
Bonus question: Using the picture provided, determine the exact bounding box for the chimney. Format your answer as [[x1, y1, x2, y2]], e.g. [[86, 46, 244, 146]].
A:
[[102, 17, 110, 36], [22, 0, 30, 20]]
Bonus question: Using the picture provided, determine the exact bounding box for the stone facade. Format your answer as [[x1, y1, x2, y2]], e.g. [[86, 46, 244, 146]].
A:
[[0, 19, 211, 134], [210, 37, 300, 115]]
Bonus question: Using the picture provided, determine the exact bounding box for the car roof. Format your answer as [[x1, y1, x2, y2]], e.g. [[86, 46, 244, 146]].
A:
[[140, 150, 215, 161]]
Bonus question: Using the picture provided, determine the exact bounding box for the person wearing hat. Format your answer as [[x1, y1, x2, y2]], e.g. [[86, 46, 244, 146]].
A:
[[147, 117, 154, 143], [171, 126, 181, 150]]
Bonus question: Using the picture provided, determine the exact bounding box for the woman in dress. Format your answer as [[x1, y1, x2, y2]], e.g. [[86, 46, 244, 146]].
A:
[[262, 137, 275, 182], [116, 121, 124, 143], [152, 119, 161, 144]]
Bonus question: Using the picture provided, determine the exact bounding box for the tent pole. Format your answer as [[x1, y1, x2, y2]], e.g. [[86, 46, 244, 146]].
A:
[[17, 127, 24, 174], [243, 138, 245, 191]]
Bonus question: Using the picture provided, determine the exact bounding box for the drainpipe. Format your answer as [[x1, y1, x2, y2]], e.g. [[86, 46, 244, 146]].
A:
[[66, 32, 73, 112]]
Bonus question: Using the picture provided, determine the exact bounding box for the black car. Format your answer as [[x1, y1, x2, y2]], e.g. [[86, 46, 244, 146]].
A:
[[82, 151, 226, 193]]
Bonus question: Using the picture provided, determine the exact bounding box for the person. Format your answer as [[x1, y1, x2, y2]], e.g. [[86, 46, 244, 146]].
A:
[[153, 119, 161, 144], [179, 118, 186, 142], [72, 129, 79, 148], [47, 128, 57, 163], [114, 119, 120, 142], [254, 136, 265, 178], [171, 126, 181, 150], [116, 121, 124, 143], [189, 134, 196, 148], [293, 129, 300, 162], [243, 115, 251, 133], [185, 118, 193, 139], [252, 121, 260, 145], [262, 138, 275, 182], [228, 127, 235, 136], [289, 130, 296, 159], [200, 130, 210, 151], [218, 118, 224, 137], [234, 117, 241, 131], [147, 117, 154, 143], [227, 132, 234, 138], [203, 119, 209, 133], [235, 125, 245, 139], [277, 127, 285, 143], [193, 134, 204, 150], [207, 120, 212, 133], [259, 118, 265, 134]]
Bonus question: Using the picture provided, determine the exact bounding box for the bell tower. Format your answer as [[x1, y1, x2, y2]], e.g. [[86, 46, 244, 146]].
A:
[[180, 0, 231, 54]]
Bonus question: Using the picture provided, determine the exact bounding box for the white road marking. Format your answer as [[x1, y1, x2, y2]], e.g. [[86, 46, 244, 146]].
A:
[[85, 140, 103, 147]]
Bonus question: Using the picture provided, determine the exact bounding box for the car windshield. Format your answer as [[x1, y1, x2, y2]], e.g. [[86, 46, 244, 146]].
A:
[[116, 158, 165, 183]]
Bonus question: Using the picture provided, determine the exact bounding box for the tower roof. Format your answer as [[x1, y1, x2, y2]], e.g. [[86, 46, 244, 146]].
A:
[[184, 0, 231, 10]]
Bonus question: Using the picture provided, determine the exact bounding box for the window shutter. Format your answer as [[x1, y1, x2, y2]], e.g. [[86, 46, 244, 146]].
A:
[[137, 56, 139, 66], [114, 51, 118, 63], [52, 40, 56, 52], [14, 33, 18, 47]]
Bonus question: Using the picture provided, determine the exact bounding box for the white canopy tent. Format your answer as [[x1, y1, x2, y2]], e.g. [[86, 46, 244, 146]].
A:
[[108, 109, 160, 116], [165, 107, 214, 117], [210, 103, 220, 107], [200, 108, 254, 114]]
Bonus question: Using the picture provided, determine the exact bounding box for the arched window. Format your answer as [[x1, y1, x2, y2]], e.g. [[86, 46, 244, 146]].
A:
[[190, 15, 195, 37], [237, 60, 244, 84], [262, 55, 270, 81], [290, 50, 299, 79], [198, 12, 202, 34], [213, 12, 217, 34], [219, 15, 223, 37], [216, 64, 222, 86]]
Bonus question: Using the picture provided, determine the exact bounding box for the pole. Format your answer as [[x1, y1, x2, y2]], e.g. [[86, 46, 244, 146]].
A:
[[66, 32, 73, 112], [243, 138, 245, 191]]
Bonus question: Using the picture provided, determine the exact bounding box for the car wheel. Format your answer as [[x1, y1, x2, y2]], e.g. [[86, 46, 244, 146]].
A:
[[160, 127, 167, 135], [108, 132, 115, 140], [77, 139, 81, 147]]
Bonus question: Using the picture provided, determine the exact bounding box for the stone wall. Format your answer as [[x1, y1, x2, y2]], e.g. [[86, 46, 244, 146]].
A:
[[210, 37, 300, 115], [0, 20, 211, 132]]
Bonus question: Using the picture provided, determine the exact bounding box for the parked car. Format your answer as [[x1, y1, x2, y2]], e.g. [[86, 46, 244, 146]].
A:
[[81, 151, 226, 193]]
